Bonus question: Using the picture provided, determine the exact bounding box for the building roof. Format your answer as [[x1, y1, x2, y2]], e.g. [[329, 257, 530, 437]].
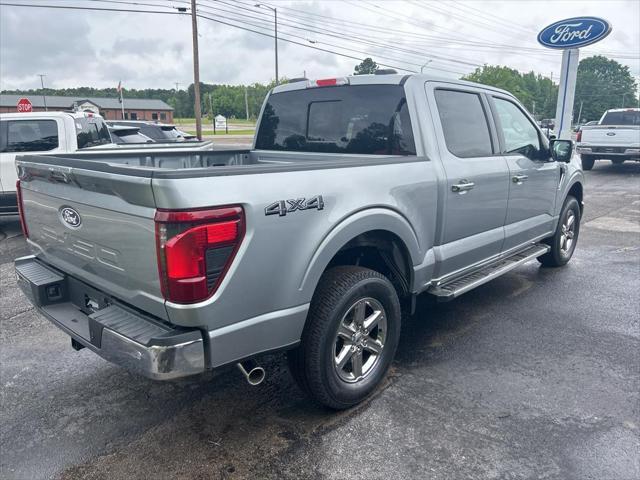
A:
[[0, 94, 173, 111]]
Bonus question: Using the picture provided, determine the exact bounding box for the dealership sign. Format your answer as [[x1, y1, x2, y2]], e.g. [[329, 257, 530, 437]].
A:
[[537, 17, 611, 49]]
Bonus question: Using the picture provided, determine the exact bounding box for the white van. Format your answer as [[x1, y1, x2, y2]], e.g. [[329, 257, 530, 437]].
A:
[[0, 111, 112, 215]]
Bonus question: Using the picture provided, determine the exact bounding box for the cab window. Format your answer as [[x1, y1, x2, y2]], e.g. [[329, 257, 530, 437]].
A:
[[493, 97, 543, 160], [2, 119, 59, 152]]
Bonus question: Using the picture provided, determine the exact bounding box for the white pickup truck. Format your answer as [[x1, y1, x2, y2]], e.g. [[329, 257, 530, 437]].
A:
[[577, 108, 640, 170], [0, 111, 112, 215]]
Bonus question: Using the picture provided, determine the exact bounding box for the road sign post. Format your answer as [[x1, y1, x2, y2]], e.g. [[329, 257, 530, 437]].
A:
[[16, 98, 32, 113]]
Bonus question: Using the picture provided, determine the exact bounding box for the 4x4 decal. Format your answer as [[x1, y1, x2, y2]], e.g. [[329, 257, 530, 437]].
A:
[[265, 195, 325, 217]]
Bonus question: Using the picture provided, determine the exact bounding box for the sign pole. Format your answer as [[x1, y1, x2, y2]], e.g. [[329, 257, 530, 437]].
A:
[[554, 48, 580, 140]]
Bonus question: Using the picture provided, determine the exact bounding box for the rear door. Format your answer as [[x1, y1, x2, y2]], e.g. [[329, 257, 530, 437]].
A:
[[489, 95, 560, 251], [427, 84, 510, 277]]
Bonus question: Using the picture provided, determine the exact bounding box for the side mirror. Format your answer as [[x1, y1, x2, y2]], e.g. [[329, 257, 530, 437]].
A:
[[550, 139, 573, 163]]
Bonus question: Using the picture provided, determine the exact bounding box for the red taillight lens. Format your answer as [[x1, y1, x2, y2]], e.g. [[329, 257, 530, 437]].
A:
[[16, 180, 29, 238], [155, 206, 244, 304], [576, 130, 582, 142]]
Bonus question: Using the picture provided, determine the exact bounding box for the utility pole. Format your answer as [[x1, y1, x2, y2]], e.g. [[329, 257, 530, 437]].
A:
[[577, 100, 584, 124], [245, 87, 249, 120], [175, 82, 180, 91], [621, 93, 627, 107], [532, 100, 536, 117], [38, 74, 48, 111], [191, 0, 203, 140], [209, 93, 214, 131], [256, 4, 278, 84]]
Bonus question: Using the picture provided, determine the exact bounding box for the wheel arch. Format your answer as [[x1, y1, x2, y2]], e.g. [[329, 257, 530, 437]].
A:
[[298, 208, 422, 301], [567, 180, 584, 214]]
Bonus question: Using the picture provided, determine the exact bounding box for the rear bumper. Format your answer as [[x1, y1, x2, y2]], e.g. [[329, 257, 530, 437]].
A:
[[15, 255, 206, 380], [0, 192, 18, 216], [576, 145, 640, 157]]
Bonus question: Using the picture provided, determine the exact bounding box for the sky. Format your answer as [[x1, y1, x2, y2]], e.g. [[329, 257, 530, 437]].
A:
[[1, 0, 639, 91]]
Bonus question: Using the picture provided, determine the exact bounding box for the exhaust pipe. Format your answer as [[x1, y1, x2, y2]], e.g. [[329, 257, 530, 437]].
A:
[[236, 359, 265, 386]]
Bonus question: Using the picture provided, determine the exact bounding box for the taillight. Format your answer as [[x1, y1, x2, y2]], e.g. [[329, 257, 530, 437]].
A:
[[155, 206, 244, 304], [16, 180, 29, 238], [307, 77, 349, 88], [576, 130, 582, 142]]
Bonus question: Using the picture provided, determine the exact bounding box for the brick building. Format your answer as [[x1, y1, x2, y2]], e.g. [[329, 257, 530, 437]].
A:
[[0, 94, 174, 122]]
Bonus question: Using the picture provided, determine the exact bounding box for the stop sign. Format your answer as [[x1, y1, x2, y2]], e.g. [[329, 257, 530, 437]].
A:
[[17, 97, 32, 113]]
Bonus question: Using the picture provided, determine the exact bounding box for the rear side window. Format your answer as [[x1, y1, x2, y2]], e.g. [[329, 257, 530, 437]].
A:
[[76, 117, 112, 149], [255, 85, 416, 155], [434, 89, 493, 158], [600, 110, 640, 126], [2, 119, 59, 152]]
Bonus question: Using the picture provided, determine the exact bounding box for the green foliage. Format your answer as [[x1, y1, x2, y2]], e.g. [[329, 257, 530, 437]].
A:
[[463, 65, 558, 119], [574, 56, 638, 122], [354, 58, 379, 75]]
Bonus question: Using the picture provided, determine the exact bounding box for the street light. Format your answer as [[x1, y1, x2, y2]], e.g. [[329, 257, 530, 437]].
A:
[[255, 3, 279, 85], [421, 60, 432, 73]]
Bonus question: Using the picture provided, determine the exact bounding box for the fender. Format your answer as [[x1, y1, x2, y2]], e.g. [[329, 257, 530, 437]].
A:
[[298, 207, 423, 298]]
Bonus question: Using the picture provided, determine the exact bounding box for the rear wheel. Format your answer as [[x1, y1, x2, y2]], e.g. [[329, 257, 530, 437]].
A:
[[538, 195, 581, 267], [581, 155, 595, 170], [287, 266, 401, 409]]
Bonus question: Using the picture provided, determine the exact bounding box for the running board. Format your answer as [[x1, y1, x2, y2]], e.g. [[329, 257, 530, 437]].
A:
[[428, 244, 550, 301]]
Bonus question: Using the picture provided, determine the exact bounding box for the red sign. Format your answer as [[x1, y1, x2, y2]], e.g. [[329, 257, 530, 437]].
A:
[[17, 97, 33, 113]]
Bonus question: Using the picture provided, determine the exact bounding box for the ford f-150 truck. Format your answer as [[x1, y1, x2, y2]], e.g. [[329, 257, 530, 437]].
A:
[[14, 74, 583, 409], [577, 108, 640, 170]]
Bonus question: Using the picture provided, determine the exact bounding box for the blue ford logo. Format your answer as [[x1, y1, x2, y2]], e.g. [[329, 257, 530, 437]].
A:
[[538, 17, 611, 49], [60, 207, 82, 228]]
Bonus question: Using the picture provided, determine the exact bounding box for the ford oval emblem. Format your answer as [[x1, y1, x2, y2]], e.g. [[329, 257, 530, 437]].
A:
[[60, 206, 82, 228], [537, 17, 611, 49], [606, 132, 616, 136]]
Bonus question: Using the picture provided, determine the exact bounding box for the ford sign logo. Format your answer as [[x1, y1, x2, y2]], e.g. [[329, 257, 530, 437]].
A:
[[538, 17, 611, 49], [60, 206, 82, 228]]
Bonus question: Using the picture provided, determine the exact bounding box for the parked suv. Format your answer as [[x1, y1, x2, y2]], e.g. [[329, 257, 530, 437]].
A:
[[106, 120, 194, 142], [15, 74, 583, 409]]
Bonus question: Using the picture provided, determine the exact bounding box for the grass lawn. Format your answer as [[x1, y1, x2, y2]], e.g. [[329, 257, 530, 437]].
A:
[[185, 129, 255, 136], [175, 118, 256, 127]]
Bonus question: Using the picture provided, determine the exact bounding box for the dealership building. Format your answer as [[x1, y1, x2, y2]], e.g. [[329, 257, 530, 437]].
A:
[[0, 94, 174, 122]]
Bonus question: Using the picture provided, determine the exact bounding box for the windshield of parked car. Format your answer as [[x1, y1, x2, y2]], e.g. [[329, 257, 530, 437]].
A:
[[600, 111, 640, 126], [76, 116, 112, 148], [255, 84, 416, 155]]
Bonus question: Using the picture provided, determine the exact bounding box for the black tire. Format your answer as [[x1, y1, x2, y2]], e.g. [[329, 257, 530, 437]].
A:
[[538, 195, 581, 267], [581, 155, 595, 170], [287, 266, 401, 409]]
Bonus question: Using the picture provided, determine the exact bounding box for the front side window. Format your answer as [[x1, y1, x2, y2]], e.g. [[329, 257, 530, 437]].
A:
[[434, 89, 493, 158], [3, 120, 59, 152], [493, 97, 543, 160], [255, 85, 416, 155]]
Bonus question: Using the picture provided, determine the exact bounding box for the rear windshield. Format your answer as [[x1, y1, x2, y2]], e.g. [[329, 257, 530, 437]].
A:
[[600, 111, 640, 126], [255, 85, 416, 155], [76, 117, 112, 148], [113, 131, 152, 143]]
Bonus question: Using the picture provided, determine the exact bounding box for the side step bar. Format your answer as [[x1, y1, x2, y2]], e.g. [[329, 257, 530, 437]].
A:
[[428, 244, 550, 301]]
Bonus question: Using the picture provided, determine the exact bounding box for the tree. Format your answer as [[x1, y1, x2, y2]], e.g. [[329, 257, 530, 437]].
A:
[[354, 57, 378, 75], [574, 56, 638, 122], [463, 65, 558, 119]]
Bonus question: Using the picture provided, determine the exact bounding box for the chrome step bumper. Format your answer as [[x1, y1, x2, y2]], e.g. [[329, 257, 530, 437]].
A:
[[429, 244, 550, 301], [15, 255, 205, 380]]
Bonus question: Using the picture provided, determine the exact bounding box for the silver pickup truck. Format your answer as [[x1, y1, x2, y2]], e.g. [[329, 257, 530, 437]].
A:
[[14, 74, 583, 409]]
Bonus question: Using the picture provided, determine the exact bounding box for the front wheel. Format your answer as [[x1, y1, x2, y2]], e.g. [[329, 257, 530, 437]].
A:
[[288, 266, 401, 409], [581, 154, 595, 170], [538, 195, 581, 267]]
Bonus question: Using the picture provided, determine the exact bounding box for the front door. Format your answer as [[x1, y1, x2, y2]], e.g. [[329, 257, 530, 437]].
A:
[[428, 85, 510, 278], [490, 95, 560, 251]]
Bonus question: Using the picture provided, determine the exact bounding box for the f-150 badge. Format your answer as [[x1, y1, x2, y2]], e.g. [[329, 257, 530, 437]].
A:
[[265, 195, 324, 217]]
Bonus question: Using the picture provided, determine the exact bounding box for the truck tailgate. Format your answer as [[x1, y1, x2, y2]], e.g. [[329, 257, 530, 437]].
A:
[[17, 159, 167, 321], [581, 126, 640, 146]]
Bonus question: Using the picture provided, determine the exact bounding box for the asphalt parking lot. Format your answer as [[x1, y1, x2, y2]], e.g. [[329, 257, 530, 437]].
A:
[[1, 159, 639, 480]]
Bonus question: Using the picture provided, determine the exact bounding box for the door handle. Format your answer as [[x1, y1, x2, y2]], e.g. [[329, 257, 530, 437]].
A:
[[512, 174, 529, 184], [451, 180, 475, 193]]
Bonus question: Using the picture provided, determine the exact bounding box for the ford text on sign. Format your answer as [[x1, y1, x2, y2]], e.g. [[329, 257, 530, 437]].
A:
[[17, 98, 33, 113], [537, 17, 611, 49]]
